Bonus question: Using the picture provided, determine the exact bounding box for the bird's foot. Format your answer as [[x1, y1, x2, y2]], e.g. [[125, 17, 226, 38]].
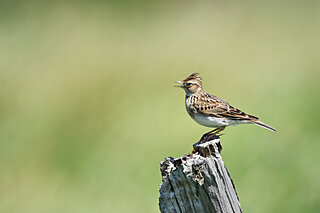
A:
[[198, 127, 226, 144], [198, 133, 210, 144], [205, 133, 220, 141], [198, 133, 224, 144], [198, 133, 216, 144]]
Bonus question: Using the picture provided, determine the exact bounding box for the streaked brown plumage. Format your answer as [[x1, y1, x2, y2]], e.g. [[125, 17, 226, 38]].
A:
[[175, 73, 275, 142]]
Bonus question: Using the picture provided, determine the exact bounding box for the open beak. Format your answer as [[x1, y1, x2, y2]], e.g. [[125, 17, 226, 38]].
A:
[[174, 81, 184, 88]]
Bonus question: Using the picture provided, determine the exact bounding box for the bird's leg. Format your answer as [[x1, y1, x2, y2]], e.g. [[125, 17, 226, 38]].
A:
[[198, 127, 221, 143], [206, 127, 226, 141], [199, 128, 219, 141]]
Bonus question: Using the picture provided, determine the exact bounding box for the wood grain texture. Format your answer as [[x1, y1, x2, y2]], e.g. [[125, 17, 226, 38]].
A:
[[159, 136, 242, 213]]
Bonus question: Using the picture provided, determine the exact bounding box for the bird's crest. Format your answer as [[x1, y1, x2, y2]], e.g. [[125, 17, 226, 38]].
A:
[[183, 73, 202, 84]]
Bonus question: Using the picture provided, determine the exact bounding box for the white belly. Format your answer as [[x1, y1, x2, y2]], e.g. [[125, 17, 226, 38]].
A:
[[192, 113, 230, 127], [185, 97, 249, 127], [186, 107, 249, 127]]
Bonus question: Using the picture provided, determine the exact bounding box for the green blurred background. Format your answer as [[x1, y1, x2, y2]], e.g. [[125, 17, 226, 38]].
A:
[[1, 0, 320, 212]]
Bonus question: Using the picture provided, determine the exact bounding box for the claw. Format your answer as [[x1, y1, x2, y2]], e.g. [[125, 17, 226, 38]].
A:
[[197, 127, 226, 144]]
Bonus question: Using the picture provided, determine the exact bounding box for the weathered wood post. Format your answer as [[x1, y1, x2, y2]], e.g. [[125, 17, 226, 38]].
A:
[[159, 136, 242, 213]]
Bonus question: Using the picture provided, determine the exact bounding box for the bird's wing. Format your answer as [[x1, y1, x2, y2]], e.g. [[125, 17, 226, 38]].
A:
[[192, 93, 259, 120]]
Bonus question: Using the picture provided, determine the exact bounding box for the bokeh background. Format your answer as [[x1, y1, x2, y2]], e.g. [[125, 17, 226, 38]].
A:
[[1, 0, 320, 212]]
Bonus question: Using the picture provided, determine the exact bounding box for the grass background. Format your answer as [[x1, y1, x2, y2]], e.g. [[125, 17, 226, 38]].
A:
[[0, 1, 320, 212]]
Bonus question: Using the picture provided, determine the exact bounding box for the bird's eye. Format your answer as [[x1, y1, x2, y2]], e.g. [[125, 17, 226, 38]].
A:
[[186, 83, 192, 87]]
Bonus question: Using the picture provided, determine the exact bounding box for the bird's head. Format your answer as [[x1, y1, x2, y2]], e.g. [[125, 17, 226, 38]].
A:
[[175, 73, 203, 94]]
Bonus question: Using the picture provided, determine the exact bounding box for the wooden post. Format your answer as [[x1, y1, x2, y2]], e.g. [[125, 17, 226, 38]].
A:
[[159, 136, 242, 213]]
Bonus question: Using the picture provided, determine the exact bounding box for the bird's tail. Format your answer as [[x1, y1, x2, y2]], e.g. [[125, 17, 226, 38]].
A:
[[251, 120, 276, 132]]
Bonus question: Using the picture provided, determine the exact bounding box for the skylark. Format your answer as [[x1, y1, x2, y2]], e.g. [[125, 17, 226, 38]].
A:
[[175, 73, 275, 142]]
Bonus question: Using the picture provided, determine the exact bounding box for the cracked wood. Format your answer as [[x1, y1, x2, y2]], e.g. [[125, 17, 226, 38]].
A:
[[159, 136, 242, 213]]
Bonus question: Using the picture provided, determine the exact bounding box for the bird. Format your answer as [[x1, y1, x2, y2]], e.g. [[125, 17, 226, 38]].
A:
[[175, 73, 275, 142]]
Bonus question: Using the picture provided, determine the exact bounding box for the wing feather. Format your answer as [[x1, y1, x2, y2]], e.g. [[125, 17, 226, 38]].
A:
[[193, 93, 258, 120]]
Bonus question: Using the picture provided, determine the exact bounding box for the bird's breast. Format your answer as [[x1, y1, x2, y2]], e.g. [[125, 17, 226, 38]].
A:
[[185, 100, 228, 127], [192, 113, 229, 127]]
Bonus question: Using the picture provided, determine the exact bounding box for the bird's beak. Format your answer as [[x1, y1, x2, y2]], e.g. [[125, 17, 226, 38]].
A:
[[174, 81, 184, 88]]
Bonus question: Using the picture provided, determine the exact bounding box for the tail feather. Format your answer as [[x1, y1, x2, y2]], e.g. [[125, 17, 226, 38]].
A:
[[251, 120, 276, 132]]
